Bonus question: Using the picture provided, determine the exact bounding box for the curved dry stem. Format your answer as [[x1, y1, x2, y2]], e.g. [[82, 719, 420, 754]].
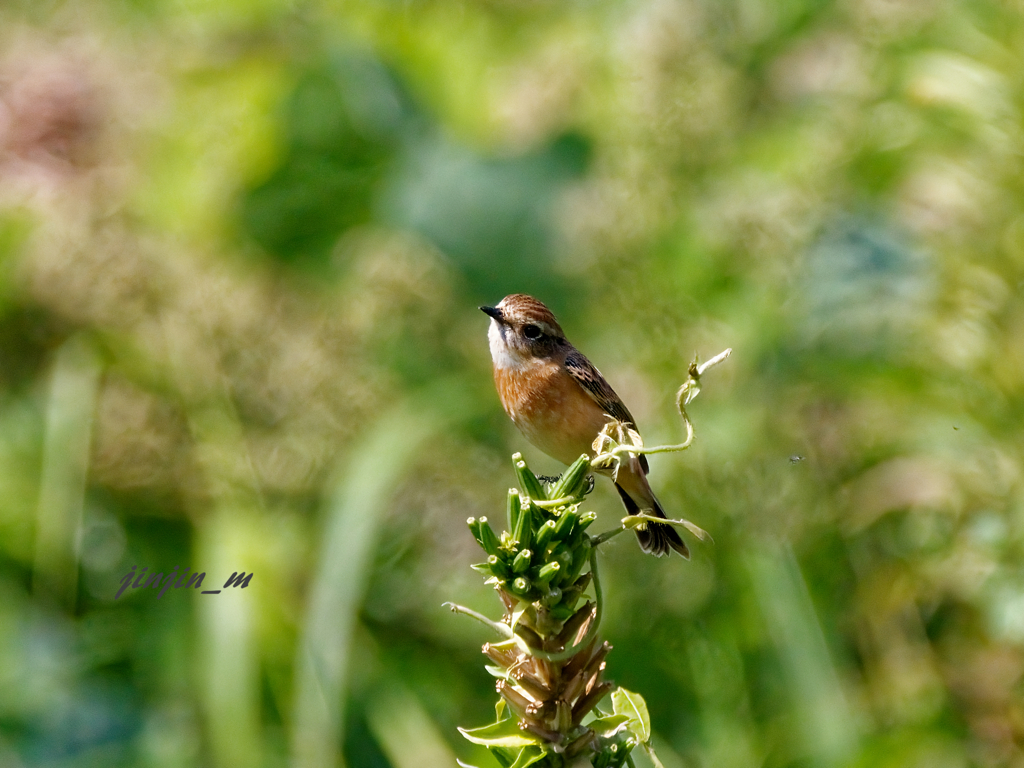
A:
[[696, 347, 732, 376], [621, 513, 712, 543], [589, 513, 712, 548], [444, 602, 514, 639], [590, 347, 730, 472], [588, 525, 631, 547]]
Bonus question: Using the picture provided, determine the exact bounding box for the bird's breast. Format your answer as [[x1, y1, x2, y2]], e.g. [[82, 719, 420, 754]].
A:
[[494, 358, 612, 465]]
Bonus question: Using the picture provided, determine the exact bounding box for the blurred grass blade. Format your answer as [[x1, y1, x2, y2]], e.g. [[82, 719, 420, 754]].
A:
[[289, 396, 448, 768], [197, 505, 262, 768], [365, 676, 460, 768], [31, 334, 101, 608], [746, 543, 858, 765]]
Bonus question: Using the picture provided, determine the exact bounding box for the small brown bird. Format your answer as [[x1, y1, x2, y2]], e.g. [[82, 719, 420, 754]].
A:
[[481, 294, 689, 557]]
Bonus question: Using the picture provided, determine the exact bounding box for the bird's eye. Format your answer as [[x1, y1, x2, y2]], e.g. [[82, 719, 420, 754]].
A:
[[523, 324, 542, 340]]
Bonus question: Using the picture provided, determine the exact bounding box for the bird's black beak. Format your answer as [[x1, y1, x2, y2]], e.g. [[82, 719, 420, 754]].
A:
[[480, 306, 503, 321]]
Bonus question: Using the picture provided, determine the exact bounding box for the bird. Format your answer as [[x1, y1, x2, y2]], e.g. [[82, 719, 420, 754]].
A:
[[481, 293, 689, 557]]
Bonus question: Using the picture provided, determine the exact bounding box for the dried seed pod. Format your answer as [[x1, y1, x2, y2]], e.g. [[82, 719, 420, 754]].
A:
[[571, 681, 613, 725], [512, 668, 553, 700], [560, 668, 587, 703], [514, 624, 545, 651], [525, 698, 555, 718], [482, 642, 517, 668], [520, 719, 563, 744], [577, 642, 612, 686], [556, 602, 596, 648], [496, 680, 532, 718], [554, 699, 573, 733], [565, 728, 596, 757], [583, 661, 606, 696], [561, 638, 599, 681]]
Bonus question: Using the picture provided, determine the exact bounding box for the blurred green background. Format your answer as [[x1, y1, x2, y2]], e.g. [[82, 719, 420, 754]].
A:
[[2, 0, 1023, 766]]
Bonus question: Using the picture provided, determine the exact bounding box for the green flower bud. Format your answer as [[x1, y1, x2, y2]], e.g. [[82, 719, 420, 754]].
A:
[[488, 554, 511, 579], [566, 538, 591, 582], [576, 510, 598, 533], [512, 549, 533, 574], [512, 499, 533, 549], [560, 590, 581, 613], [535, 519, 557, 549], [553, 508, 579, 540], [511, 577, 531, 595], [549, 454, 590, 499], [513, 456, 547, 502], [467, 517, 486, 550], [535, 561, 560, 585], [506, 488, 520, 531], [477, 517, 501, 556], [550, 602, 575, 622]]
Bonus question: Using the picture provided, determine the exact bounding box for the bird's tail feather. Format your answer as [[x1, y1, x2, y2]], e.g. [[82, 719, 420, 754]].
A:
[[614, 484, 690, 559]]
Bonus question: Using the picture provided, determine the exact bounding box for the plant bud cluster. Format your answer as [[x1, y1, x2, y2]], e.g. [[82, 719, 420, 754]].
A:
[[467, 453, 596, 619], [461, 454, 637, 768]]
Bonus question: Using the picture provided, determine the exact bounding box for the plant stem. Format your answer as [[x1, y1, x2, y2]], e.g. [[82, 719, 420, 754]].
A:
[[588, 526, 630, 547], [590, 548, 603, 632], [696, 347, 732, 375], [443, 602, 514, 638], [532, 496, 580, 509]]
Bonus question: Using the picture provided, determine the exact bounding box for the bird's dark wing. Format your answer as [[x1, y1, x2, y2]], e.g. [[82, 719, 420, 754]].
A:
[[564, 349, 650, 474]]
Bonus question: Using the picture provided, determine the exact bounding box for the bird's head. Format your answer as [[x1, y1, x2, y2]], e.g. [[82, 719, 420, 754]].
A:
[[481, 294, 567, 369]]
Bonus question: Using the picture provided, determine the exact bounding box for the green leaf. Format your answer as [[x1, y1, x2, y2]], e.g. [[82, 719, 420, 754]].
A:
[[509, 607, 527, 629], [508, 746, 549, 768], [588, 713, 631, 737], [612, 688, 651, 743], [488, 747, 517, 768], [458, 720, 540, 748]]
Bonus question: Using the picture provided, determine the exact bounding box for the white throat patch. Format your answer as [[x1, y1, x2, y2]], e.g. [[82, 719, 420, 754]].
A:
[[488, 319, 529, 371]]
